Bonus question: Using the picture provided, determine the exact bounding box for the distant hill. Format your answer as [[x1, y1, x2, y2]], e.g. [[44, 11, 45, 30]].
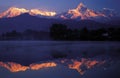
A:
[[0, 13, 118, 34], [0, 2, 120, 34]]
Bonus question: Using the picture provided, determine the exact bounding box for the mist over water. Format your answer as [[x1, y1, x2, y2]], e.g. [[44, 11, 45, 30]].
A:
[[0, 41, 119, 65]]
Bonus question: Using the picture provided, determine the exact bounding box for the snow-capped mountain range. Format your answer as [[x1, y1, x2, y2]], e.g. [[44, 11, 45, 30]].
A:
[[0, 7, 56, 18], [56, 3, 119, 21], [58, 3, 105, 20], [0, 3, 119, 21]]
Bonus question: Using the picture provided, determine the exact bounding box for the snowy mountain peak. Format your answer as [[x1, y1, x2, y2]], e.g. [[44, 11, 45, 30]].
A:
[[76, 3, 86, 10], [60, 3, 105, 20], [101, 8, 118, 17], [30, 9, 56, 16], [0, 3, 118, 21], [0, 7, 29, 18], [0, 7, 56, 18], [7, 7, 29, 13]]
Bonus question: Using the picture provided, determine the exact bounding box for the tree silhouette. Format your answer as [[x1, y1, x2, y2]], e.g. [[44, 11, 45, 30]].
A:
[[80, 27, 89, 40], [0, 24, 120, 41], [50, 24, 67, 40]]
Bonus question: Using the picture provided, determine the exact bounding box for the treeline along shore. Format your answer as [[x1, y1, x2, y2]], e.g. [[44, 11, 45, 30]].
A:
[[0, 24, 120, 41]]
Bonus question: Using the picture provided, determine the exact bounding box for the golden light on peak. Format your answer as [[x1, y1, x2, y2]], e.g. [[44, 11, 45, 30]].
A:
[[0, 7, 57, 18], [30, 9, 56, 16]]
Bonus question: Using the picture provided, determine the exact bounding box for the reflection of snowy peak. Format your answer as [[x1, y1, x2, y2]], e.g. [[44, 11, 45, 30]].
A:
[[58, 3, 118, 21], [0, 7, 56, 18]]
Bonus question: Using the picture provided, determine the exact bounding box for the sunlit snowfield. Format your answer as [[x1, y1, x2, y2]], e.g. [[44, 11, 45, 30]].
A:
[[0, 41, 120, 78]]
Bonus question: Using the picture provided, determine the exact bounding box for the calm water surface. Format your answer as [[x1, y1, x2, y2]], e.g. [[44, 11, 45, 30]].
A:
[[0, 41, 119, 65]]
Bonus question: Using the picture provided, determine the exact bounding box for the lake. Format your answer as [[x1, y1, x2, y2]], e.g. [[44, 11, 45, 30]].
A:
[[0, 41, 120, 65]]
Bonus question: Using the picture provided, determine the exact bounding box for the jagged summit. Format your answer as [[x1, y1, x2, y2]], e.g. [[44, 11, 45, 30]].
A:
[[76, 3, 86, 10], [75, 3, 88, 15], [59, 2, 105, 20]]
